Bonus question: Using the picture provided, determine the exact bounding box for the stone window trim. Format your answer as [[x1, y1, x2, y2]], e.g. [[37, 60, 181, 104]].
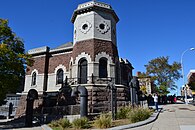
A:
[[74, 28, 77, 39], [56, 69, 64, 85], [54, 64, 66, 74], [99, 57, 108, 78], [78, 58, 88, 84], [69, 57, 74, 78], [95, 52, 113, 78], [31, 69, 38, 86], [74, 52, 92, 84], [75, 52, 92, 65], [79, 21, 92, 34], [95, 52, 113, 64], [96, 21, 110, 34], [54, 64, 66, 85]]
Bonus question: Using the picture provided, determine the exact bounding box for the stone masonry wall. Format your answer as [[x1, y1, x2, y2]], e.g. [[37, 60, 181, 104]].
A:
[[15, 95, 43, 118], [87, 85, 129, 113]]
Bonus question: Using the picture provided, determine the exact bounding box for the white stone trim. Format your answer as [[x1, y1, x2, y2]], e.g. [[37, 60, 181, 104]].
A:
[[69, 58, 74, 78], [51, 51, 72, 56], [69, 57, 73, 66], [75, 52, 92, 64], [77, 1, 111, 10], [50, 46, 73, 53], [32, 55, 46, 58], [79, 21, 92, 34], [73, 52, 92, 83], [30, 69, 38, 88], [95, 52, 114, 78], [187, 69, 195, 79], [54, 64, 66, 73], [31, 69, 38, 75], [95, 52, 113, 64], [28, 46, 48, 54], [96, 21, 110, 34]]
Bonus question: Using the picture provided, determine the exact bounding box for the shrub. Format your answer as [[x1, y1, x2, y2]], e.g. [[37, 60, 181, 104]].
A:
[[116, 105, 132, 119], [129, 107, 152, 123], [48, 118, 71, 129], [94, 113, 112, 129], [72, 117, 90, 129], [49, 120, 60, 128], [58, 118, 71, 128]]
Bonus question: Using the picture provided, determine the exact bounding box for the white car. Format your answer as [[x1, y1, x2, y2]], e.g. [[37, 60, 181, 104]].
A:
[[186, 96, 193, 103]]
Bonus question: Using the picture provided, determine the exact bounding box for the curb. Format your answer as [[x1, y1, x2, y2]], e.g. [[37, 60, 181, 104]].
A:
[[41, 124, 53, 130], [107, 109, 161, 130], [40, 108, 162, 130]]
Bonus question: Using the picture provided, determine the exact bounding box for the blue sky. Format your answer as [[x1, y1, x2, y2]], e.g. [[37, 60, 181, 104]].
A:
[[1, 0, 195, 95]]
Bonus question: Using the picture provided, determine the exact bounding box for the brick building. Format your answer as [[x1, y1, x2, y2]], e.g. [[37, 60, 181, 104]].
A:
[[187, 70, 195, 96], [16, 1, 134, 117]]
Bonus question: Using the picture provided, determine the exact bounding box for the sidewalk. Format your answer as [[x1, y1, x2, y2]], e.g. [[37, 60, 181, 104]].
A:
[[129, 102, 195, 130], [0, 116, 51, 130], [1, 102, 195, 130]]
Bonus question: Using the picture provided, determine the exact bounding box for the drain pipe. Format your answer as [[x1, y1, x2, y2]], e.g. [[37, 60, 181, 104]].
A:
[[71, 85, 88, 117]]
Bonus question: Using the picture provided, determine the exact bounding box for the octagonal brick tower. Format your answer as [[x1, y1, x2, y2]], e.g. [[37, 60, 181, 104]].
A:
[[71, 1, 120, 84]]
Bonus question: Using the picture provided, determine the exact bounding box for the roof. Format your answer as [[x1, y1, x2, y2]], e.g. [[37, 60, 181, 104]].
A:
[[188, 70, 195, 84], [71, 1, 119, 23], [119, 58, 134, 69], [54, 42, 73, 49], [28, 42, 73, 55]]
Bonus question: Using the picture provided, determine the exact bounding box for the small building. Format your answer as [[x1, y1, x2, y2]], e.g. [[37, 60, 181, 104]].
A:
[[187, 70, 195, 96], [16, 1, 136, 117], [136, 72, 153, 95], [0, 94, 20, 118]]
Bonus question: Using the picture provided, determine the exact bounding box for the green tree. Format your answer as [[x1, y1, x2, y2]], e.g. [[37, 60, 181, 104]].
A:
[[144, 56, 182, 95], [0, 19, 31, 105]]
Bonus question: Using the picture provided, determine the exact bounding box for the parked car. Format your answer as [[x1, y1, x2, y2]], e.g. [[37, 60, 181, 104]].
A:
[[186, 96, 193, 103]]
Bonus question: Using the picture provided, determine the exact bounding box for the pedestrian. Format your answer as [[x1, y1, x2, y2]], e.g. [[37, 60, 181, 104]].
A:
[[153, 93, 158, 112]]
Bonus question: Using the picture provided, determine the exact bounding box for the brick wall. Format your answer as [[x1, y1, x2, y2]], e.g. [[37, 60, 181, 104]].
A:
[[72, 39, 119, 63], [26, 56, 47, 75], [48, 53, 72, 73]]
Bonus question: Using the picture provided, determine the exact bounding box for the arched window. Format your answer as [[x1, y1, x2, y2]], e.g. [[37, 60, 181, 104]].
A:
[[78, 58, 88, 84], [70, 62, 72, 79], [56, 69, 64, 84], [99, 58, 108, 78], [31, 72, 36, 86]]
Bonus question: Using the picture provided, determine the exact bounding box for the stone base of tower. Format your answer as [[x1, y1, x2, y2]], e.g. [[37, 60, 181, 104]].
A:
[[15, 85, 130, 119], [15, 94, 43, 118], [86, 85, 130, 114]]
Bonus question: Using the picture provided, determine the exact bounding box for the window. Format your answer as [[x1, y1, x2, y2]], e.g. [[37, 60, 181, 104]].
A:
[[31, 72, 36, 86], [70, 62, 72, 78], [78, 58, 88, 84], [56, 69, 64, 84], [99, 58, 108, 78]]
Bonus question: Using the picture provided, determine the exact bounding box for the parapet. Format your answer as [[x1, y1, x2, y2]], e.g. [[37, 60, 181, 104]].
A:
[[28, 46, 49, 55]]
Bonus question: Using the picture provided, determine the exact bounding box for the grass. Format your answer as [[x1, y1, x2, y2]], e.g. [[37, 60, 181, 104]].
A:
[[48, 105, 153, 130], [93, 113, 112, 129], [112, 119, 131, 127], [72, 117, 90, 129], [128, 106, 152, 123]]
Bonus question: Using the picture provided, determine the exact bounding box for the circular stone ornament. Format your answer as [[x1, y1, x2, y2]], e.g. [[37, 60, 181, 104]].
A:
[[80, 21, 92, 34], [96, 21, 110, 34]]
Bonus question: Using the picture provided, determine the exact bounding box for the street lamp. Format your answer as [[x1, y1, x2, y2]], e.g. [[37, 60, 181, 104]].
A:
[[181, 47, 195, 104]]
